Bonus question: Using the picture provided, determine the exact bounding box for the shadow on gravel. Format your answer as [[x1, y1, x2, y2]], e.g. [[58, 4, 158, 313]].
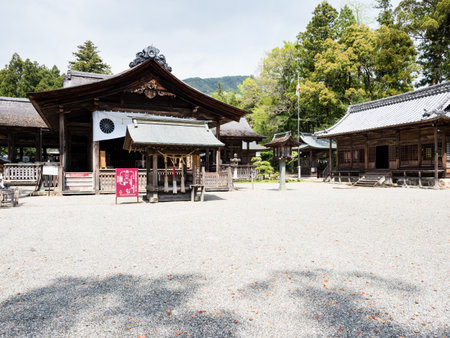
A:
[[241, 268, 447, 337], [0, 274, 241, 337]]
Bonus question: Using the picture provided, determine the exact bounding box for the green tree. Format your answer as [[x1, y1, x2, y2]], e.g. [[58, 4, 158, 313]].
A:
[[396, 0, 450, 85], [251, 156, 274, 179], [69, 40, 112, 74], [374, 25, 417, 95], [297, 1, 338, 76], [0, 53, 63, 97], [335, 5, 357, 38], [375, 0, 395, 26]]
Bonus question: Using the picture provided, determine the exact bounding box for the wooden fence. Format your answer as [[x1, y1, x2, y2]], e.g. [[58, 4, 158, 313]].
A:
[[3, 163, 42, 185], [221, 164, 256, 181], [203, 167, 233, 191]]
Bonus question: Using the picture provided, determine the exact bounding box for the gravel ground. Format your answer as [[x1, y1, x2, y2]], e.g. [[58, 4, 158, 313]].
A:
[[0, 182, 449, 337]]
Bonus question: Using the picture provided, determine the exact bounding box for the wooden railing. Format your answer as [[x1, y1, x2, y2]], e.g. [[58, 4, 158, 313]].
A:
[[99, 169, 184, 193], [221, 164, 256, 180], [3, 163, 43, 185], [203, 167, 232, 191]]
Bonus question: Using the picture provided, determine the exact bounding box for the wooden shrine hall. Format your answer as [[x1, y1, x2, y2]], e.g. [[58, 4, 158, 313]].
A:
[[124, 116, 224, 202], [317, 82, 450, 187], [13, 45, 248, 195]]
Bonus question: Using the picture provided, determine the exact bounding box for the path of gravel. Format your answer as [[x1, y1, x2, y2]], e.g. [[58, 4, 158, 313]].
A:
[[0, 182, 449, 337]]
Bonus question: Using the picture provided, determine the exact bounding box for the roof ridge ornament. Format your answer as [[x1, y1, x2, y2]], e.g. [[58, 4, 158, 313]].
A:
[[129, 45, 172, 72]]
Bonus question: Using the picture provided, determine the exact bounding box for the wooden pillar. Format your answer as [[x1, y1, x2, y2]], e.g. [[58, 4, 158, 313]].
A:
[[146, 153, 152, 200], [434, 126, 439, 188], [215, 122, 221, 172], [350, 135, 353, 168], [442, 132, 446, 178], [418, 128, 422, 167], [36, 129, 42, 162], [206, 147, 210, 171], [246, 141, 250, 164], [58, 112, 65, 191], [364, 134, 368, 170], [396, 130, 400, 169], [92, 141, 99, 194], [8, 133, 16, 162], [151, 154, 158, 202], [329, 138, 333, 172]]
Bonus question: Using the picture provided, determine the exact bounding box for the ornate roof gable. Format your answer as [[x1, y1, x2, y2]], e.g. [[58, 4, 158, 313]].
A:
[[129, 46, 172, 72]]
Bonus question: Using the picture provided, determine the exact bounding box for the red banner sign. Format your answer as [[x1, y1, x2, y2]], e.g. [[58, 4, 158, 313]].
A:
[[116, 168, 139, 199]]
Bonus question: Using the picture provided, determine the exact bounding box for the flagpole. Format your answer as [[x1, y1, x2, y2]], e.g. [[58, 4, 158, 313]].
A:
[[297, 73, 301, 180]]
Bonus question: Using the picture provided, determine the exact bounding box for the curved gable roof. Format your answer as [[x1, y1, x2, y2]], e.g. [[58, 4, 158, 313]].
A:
[[28, 59, 247, 130]]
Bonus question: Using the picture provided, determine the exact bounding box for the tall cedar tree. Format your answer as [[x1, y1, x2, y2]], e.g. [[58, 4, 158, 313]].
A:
[[375, 0, 395, 26], [69, 41, 112, 74], [0, 53, 63, 98], [396, 0, 449, 85], [297, 1, 338, 76]]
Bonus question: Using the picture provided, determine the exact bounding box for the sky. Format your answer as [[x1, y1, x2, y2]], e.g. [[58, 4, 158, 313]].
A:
[[1, 0, 400, 80]]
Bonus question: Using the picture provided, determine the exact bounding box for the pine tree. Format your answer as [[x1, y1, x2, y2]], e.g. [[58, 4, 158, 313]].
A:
[[69, 40, 112, 74]]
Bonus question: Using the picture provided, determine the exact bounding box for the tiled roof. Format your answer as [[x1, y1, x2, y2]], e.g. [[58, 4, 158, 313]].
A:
[[297, 133, 336, 149], [265, 131, 300, 147], [317, 82, 450, 137], [212, 117, 265, 140], [63, 70, 113, 88], [0, 97, 47, 128], [124, 116, 224, 149]]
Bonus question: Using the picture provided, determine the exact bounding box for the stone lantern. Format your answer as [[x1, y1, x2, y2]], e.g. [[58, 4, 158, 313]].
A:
[[230, 153, 241, 179], [265, 131, 300, 190]]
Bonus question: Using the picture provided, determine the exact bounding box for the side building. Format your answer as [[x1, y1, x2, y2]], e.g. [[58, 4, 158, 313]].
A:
[[317, 82, 450, 187]]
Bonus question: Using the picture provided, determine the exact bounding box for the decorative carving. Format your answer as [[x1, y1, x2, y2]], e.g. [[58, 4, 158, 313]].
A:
[[129, 46, 172, 72], [129, 79, 176, 99]]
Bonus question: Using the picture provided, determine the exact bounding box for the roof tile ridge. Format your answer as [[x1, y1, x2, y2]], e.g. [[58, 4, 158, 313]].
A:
[[0, 96, 31, 102], [350, 82, 450, 113]]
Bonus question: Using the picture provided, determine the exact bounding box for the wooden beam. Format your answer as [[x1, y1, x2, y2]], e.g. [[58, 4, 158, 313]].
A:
[[329, 139, 333, 172], [92, 141, 100, 194], [8, 133, 16, 162], [152, 154, 158, 202], [36, 129, 42, 162], [58, 112, 66, 191], [215, 122, 221, 172], [442, 131, 446, 178], [364, 134, 368, 170]]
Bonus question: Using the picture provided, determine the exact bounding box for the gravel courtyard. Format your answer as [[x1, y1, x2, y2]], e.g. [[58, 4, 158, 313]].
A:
[[0, 182, 449, 337]]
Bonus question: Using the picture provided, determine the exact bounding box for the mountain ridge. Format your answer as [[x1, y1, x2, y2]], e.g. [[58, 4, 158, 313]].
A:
[[183, 75, 249, 94]]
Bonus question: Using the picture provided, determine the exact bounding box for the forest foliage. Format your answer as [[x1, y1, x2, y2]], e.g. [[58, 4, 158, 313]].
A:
[[211, 0, 449, 141], [0, 41, 111, 98]]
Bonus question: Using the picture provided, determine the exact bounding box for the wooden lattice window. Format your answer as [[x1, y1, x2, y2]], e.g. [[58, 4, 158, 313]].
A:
[[344, 151, 351, 163], [389, 145, 397, 161], [421, 143, 442, 161], [368, 147, 376, 162], [399, 145, 418, 161], [338, 150, 351, 164], [422, 144, 433, 160], [352, 149, 365, 163]]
